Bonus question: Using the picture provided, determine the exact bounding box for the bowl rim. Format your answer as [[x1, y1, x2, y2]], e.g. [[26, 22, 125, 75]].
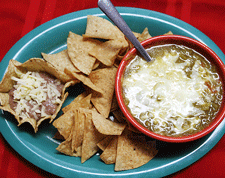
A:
[[115, 35, 225, 143]]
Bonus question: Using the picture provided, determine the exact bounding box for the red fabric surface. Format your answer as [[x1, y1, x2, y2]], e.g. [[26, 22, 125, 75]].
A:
[[0, 0, 224, 177]]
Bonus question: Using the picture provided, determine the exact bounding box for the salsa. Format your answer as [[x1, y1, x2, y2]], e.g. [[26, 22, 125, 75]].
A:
[[122, 44, 223, 137]]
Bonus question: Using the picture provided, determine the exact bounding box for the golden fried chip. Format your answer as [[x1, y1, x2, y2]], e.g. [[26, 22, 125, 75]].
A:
[[62, 93, 92, 113], [81, 110, 106, 163], [56, 132, 82, 157], [64, 68, 103, 94], [62, 92, 88, 113], [92, 110, 126, 135], [115, 129, 158, 171], [0, 59, 73, 132], [84, 15, 120, 40], [164, 31, 173, 35], [138, 27, 152, 42], [67, 32, 101, 75], [89, 39, 124, 66], [100, 136, 118, 164], [42, 49, 80, 81], [110, 93, 119, 112], [97, 135, 114, 151], [89, 67, 117, 118], [72, 108, 86, 152], [53, 110, 75, 140]]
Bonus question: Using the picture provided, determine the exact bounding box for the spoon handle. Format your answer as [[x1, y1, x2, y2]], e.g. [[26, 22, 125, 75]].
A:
[[98, 0, 151, 62]]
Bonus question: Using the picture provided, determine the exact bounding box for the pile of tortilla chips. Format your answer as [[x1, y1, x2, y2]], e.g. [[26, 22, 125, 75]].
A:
[[0, 15, 174, 170], [49, 15, 167, 171]]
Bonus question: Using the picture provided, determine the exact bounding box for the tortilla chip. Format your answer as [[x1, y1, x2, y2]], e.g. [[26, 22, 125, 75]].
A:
[[56, 132, 82, 157], [62, 93, 92, 113], [92, 110, 126, 135], [138, 27, 152, 42], [81, 110, 106, 163], [42, 49, 80, 81], [53, 109, 75, 140], [64, 68, 103, 94], [115, 129, 158, 171], [0, 59, 73, 132], [89, 67, 117, 118], [97, 135, 114, 151], [72, 108, 86, 152], [110, 93, 119, 112], [89, 39, 124, 66], [100, 136, 118, 164], [15, 58, 71, 83], [164, 31, 173, 35], [84, 15, 120, 40], [67, 32, 101, 75], [0, 60, 18, 92]]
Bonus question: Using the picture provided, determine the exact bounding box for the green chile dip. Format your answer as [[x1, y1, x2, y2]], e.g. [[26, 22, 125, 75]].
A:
[[122, 44, 223, 137]]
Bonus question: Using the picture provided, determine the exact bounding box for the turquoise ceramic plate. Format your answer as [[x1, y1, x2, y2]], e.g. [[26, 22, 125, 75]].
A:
[[0, 7, 224, 178]]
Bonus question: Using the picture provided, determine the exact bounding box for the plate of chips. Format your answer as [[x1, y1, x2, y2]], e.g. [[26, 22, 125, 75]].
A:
[[0, 7, 225, 177]]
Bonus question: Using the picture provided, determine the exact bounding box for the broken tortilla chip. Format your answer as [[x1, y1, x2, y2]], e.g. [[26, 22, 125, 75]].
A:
[[92, 110, 126, 135]]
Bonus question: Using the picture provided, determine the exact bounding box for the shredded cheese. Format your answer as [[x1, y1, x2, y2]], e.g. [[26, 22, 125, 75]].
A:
[[11, 69, 63, 120]]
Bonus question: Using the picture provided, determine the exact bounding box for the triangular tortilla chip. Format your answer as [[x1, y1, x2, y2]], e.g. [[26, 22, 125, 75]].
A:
[[83, 15, 119, 40], [62, 93, 92, 113], [92, 110, 126, 135], [53, 109, 75, 140], [64, 68, 103, 94], [67, 32, 101, 75], [89, 39, 124, 66], [89, 67, 117, 118], [81, 110, 106, 163], [115, 129, 158, 171], [42, 49, 80, 81], [100, 136, 118, 164]]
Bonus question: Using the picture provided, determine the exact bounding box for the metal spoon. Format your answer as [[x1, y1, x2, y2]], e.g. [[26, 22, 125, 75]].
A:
[[98, 0, 152, 62]]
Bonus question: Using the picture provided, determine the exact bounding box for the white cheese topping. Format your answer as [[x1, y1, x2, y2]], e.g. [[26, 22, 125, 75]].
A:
[[11, 69, 62, 120], [122, 45, 222, 136]]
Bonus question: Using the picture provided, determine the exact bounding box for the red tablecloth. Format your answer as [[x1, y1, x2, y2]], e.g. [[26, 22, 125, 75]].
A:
[[0, 0, 225, 177]]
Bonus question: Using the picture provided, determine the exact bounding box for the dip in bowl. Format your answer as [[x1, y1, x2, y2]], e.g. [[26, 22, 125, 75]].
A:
[[115, 35, 225, 142]]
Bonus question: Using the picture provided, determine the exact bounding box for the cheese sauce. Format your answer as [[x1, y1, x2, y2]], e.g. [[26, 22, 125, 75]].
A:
[[122, 44, 223, 137]]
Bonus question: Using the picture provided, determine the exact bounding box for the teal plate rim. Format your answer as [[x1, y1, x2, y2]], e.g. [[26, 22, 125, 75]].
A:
[[0, 7, 225, 178]]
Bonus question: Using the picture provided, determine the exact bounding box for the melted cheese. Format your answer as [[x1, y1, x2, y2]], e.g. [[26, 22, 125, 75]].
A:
[[122, 45, 221, 136], [11, 69, 62, 120]]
